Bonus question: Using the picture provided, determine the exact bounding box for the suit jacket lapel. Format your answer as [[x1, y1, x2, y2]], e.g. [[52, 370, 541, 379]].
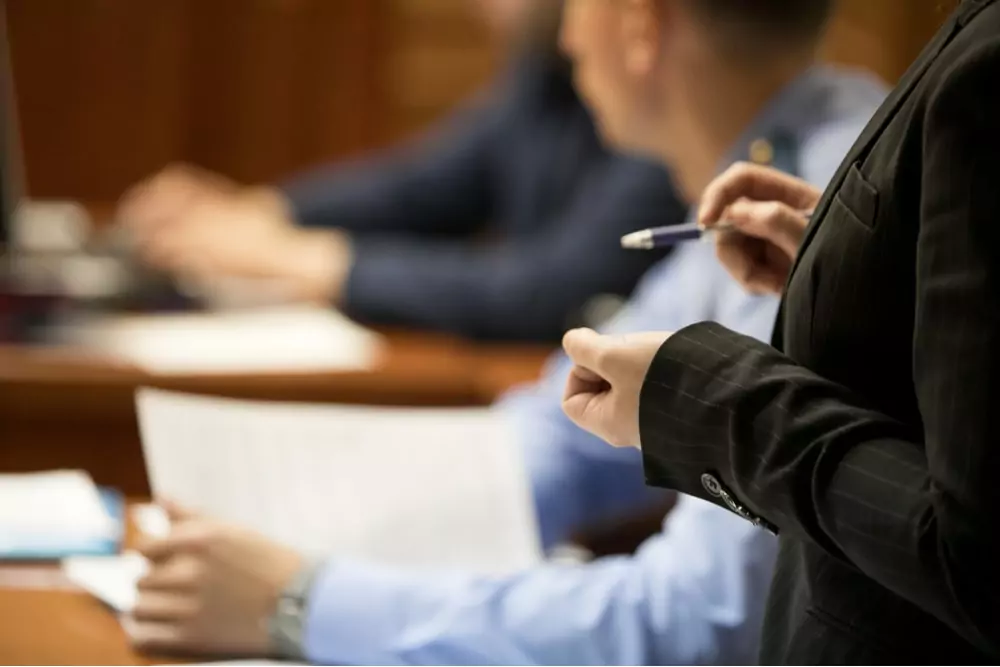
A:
[[772, 7, 995, 349], [771, 7, 972, 350], [795, 14, 958, 261], [790, 0, 998, 272]]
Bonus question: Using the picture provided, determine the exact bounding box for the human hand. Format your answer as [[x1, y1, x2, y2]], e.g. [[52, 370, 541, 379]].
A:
[[698, 162, 821, 294], [128, 502, 304, 657], [561, 328, 672, 448], [117, 165, 352, 302], [117, 163, 240, 238]]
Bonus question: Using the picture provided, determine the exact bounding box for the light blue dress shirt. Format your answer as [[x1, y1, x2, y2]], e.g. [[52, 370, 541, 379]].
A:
[[302, 67, 888, 665]]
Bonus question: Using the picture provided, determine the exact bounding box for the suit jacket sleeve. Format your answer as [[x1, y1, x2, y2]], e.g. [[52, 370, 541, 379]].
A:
[[637, 45, 1000, 654], [341, 160, 681, 342], [278, 94, 500, 237]]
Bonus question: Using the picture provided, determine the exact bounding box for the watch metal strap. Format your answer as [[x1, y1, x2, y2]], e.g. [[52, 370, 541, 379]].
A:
[[268, 560, 324, 660]]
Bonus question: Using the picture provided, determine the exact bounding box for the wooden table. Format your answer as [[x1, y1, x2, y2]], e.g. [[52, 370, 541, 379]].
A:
[[0, 336, 674, 665], [0, 585, 146, 665], [0, 333, 551, 495], [0, 335, 549, 663], [0, 503, 161, 666], [0, 499, 675, 666]]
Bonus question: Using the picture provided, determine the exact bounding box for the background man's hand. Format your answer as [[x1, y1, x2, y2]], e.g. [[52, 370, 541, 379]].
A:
[[698, 162, 820, 295], [117, 163, 240, 238], [561, 328, 672, 449], [116, 164, 353, 303], [128, 502, 304, 658]]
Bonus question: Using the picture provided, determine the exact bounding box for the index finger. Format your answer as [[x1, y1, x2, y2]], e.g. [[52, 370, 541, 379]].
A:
[[562, 328, 611, 376], [137, 521, 213, 562], [698, 162, 819, 228]]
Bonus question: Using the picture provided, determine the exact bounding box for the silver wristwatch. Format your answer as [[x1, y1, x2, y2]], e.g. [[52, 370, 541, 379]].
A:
[[268, 561, 323, 660]]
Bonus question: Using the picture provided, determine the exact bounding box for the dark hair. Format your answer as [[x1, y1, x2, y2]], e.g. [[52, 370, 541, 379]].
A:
[[686, 0, 835, 51]]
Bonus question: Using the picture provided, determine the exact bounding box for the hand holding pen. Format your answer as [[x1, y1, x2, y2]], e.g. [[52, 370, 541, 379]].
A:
[[622, 162, 822, 295]]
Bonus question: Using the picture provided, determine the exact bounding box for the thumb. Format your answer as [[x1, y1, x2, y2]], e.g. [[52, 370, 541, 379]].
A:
[[724, 199, 806, 259], [160, 499, 198, 523], [138, 520, 213, 561], [562, 328, 611, 376]]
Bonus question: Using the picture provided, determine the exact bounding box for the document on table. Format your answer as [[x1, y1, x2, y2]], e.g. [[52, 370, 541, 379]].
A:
[[63, 551, 149, 612], [135, 389, 542, 573], [62, 505, 170, 611], [70, 305, 383, 375]]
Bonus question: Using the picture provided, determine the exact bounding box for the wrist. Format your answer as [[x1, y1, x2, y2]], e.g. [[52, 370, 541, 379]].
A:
[[247, 186, 295, 224], [268, 559, 324, 660], [280, 228, 353, 304]]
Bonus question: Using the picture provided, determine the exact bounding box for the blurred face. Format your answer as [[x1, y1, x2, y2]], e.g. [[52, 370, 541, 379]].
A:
[[561, 0, 671, 157]]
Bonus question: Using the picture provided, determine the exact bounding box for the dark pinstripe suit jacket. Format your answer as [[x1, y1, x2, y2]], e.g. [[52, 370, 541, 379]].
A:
[[636, 0, 1000, 662]]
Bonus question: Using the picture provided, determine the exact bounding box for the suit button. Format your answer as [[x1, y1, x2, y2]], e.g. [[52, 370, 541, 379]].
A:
[[701, 473, 722, 498]]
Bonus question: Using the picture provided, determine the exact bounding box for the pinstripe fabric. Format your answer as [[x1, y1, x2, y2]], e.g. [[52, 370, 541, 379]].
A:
[[638, 0, 1000, 662]]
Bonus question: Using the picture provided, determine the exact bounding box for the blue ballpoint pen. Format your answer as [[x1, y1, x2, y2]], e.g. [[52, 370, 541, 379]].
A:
[[621, 210, 814, 249], [620, 221, 727, 249]]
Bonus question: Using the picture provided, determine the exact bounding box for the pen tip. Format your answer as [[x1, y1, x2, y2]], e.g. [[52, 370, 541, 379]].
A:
[[621, 230, 652, 250]]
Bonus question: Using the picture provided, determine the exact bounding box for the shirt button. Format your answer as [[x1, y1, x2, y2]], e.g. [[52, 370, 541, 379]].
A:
[[701, 473, 722, 498]]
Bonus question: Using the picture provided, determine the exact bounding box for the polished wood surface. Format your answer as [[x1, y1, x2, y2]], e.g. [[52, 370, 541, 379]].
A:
[[0, 587, 150, 665], [0, 330, 548, 664], [0, 497, 667, 666], [0, 502, 171, 665], [0, 496, 672, 665], [0, 333, 551, 495]]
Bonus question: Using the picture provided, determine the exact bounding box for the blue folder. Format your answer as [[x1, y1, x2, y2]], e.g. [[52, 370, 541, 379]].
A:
[[0, 487, 124, 560]]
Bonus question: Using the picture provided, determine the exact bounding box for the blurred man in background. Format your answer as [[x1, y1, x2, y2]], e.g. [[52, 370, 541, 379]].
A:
[[116, 0, 682, 343], [126, 0, 888, 663]]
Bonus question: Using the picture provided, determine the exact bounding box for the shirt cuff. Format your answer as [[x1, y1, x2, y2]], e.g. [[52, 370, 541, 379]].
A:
[[339, 239, 443, 329], [302, 559, 419, 665]]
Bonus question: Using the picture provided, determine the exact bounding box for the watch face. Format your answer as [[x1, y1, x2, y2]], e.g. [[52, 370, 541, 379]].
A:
[[269, 566, 318, 660]]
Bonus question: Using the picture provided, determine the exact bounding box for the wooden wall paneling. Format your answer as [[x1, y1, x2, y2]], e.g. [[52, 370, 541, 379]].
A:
[[380, 0, 498, 142], [181, 0, 384, 184], [4, 0, 958, 202], [7, 0, 189, 201], [7, 0, 385, 199], [822, 0, 952, 83]]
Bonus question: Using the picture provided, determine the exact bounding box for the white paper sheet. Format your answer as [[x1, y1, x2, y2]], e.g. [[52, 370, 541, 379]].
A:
[[131, 503, 171, 539], [72, 305, 383, 375], [135, 389, 542, 573], [0, 471, 116, 551], [63, 551, 148, 612], [61, 505, 172, 612]]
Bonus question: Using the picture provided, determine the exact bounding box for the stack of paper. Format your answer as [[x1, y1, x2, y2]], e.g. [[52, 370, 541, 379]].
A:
[[62, 505, 170, 611], [70, 305, 384, 375], [0, 471, 121, 558], [63, 551, 149, 611], [135, 389, 542, 572]]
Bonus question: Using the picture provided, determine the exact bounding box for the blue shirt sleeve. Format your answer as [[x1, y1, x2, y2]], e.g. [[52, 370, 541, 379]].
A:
[[506, 240, 781, 547], [303, 496, 777, 666], [297, 68, 883, 666]]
